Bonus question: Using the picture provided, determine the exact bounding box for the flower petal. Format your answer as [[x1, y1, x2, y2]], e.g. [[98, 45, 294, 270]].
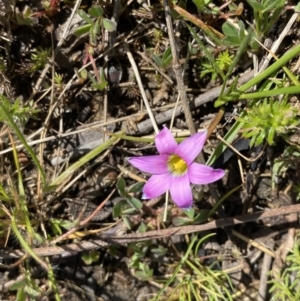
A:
[[174, 131, 207, 165], [155, 126, 177, 155], [142, 174, 171, 199], [188, 163, 225, 184], [128, 155, 169, 174], [169, 174, 193, 208]]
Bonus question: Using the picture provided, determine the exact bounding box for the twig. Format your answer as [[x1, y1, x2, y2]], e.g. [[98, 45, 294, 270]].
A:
[[117, 164, 146, 183], [258, 240, 275, 301], [2, 203, 300, 259], [258, 12, 298, 73], [168, 1, 223, 39], [108, 203, 300, 243], [136, 51, 173, 84], [216, 134, 266, 162], [163, 0, 195, 134], [49, 189, 115, 245], [132, 69, 256, 134], [232, 229, 275, 258], [103, 0, 121, 141], [124, 43, 159, 134]]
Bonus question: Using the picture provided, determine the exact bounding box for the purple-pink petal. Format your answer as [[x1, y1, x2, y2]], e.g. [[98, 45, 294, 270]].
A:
[[142, 174, 171, 199], [155, 126, 177, 155], [169, 174, 193, 208], [188, 162, 225, 184], [173, 131, 207, 165], [128, 155, 169, 174]]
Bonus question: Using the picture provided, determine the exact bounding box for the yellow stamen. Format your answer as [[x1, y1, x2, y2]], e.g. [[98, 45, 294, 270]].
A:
[[168, 155, 188, 176]]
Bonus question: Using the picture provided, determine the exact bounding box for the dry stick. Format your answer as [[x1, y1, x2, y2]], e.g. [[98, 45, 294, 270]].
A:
[[124, 43, 159, 134], [49, 189, 116, 245], [108, 0, 121, 57], [133, 69, 256, 134], [169, 1, 224, 39], [217, 134, 266, 162], [108, 203, 300, 243], [2, 203, 300, 259], [162, 2, 197, 220], [103, 0, 121, 141], [37, 32, 57, 198], [0, 101, 209, 156], [232, 229, 275, 258], [258, 12, 298, 73], [136, 51, 174, 84], [207, 107, 225, 139], [163, 2, 218, 219], [258, 240, 275, 301], [35, 23, 153, 139], [136, 10, 297, 136], [1, 68, 254, 157], [163, 0, 196, 135]]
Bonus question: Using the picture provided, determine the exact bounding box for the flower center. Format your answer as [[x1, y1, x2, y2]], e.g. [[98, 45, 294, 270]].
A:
[[168, 155, 188, 175]]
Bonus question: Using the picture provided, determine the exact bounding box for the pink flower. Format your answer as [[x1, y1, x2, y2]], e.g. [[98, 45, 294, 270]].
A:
[[128, 126, 225, 209]]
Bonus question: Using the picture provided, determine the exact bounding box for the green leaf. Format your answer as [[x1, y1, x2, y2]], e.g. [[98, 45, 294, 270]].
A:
[[128, 182, 144, 193], [172, 216, 192, 226], [88, 5, 103, 17], [249, 36, 260, 51], [222, 21, 239, 37], [94, 18, 102, 36], [0, 96, 46, 184], [192, 0, 206, 10], [123, 216, 134, 230], [265, 1, 285, 34], [162, 47, 173, 68], [268, 127, 275, 145], [126, 195, 143, 210], [188, 24, 225, 80], [247, 0, 264, 11], [237, 24, 246, 40], [24, 285, 41, 297], [135, 263, 153, 280], [89, 24, 97, 45], [81, 250, 100, 265], [151, 246, 167, 256], [193, 209, 209, 223], [9, 278, 26, 291], [116, 178, 143, 210], [113, 199, 125, 218], [81, 252, 93, 265], [77, 9, 93, 24], [79, 68, 88, 79], [91, 82, 108, 91], [50, 219, 62, 236], [239, 86, 300, 99], [137, 222, 147, 233], [183, 207, 195, 219], [50, 132, 122, 187], [193, 209, 209, 224], [224, 36, 242, 46], [116, 177, 126, 197], [262, 0, 284, 13], [73, 24, 92, 36], [295, 2, 300, 12], [90, 250, 100, 262], [102, 18, 116, 32], [16, 287, 26, 301], [152, 54, 163, 67]]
